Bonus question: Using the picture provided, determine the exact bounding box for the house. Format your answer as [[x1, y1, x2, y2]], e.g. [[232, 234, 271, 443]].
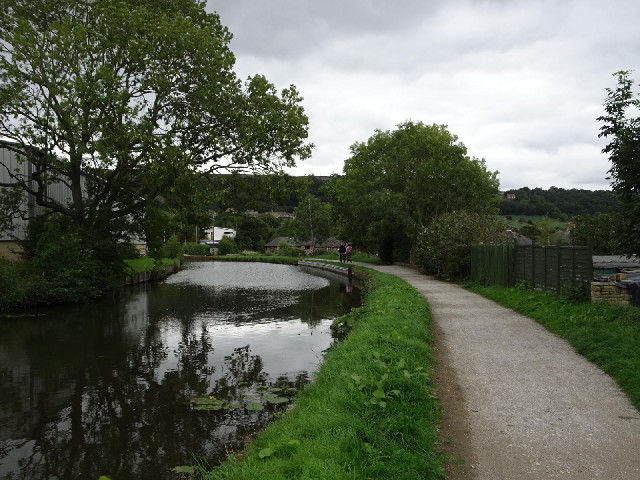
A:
[[264, 236, 314, 254], [264, 236, 346, 254], [200, 226, 236, 251]]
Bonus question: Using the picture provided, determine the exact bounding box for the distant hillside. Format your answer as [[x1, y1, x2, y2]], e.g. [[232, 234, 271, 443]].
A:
[[499, 187, 617, 218]]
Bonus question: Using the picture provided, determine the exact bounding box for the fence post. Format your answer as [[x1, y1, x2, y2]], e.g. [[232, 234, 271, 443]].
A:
[[531, 240, 536, 288], [556, 240, 562, 293], [543, 244, 548, 290]]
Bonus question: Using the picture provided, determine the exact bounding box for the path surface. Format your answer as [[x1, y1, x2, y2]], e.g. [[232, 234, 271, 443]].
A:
[[360, 263, 640, 479]]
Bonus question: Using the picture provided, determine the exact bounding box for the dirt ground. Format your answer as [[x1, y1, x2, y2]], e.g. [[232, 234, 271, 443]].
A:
[[365, 264, 640, 479]]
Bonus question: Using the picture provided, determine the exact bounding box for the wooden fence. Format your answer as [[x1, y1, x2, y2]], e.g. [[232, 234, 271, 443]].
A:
[[471, 243, 593, 293]]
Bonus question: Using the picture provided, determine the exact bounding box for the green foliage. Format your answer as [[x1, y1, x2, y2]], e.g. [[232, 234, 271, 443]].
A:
[[532, 215, 561, 245], [327, 121, 500, 260], [184, 242, 211, 256], [277, 242, 305, 258], [124, 257, 178, 275], [417, 211, 507, 279], [204, 269, 444, 479], [289, 194, 332, 245], [598, 71, 640, 255], [570, 213, 621, 254], [500, 187, 618, 217], [466, 283, 640, 410], [0, 184, 24, 234], [0, 0, 311, 235], [217, 236, 238, 255], [162, 235, 184, 260], [233, 214, 280, 252], [0, 258, 27, 310], [27, 215, 126, 303]]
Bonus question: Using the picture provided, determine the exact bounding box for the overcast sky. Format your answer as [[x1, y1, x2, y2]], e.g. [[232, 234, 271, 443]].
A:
[[206, 0, 640, 191]]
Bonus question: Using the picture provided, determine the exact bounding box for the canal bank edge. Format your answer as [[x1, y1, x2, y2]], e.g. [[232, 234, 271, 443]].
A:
[[202, 265, 444, 479], [124, 263, 180, 286]]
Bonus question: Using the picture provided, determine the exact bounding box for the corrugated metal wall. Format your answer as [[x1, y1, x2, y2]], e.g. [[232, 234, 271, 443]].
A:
[[0, 146, 30, 241], [1, 144, 76, 241]]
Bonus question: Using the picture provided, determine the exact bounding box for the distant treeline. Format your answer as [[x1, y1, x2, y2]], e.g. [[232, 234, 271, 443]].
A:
[[499, 187, 617, 218]]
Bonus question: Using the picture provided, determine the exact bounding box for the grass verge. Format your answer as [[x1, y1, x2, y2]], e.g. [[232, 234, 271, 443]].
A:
[[466, 282, 640, 410], [124, 257, 180, 274], [201, 267, 444, 479], [309, 251, 382, 264]]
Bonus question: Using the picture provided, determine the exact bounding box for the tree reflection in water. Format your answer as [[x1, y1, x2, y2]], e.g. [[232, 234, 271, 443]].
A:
[[0, 262, 360, 479]]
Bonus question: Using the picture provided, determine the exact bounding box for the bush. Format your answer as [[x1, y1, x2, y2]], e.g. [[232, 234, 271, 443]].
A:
[[183, 242, 210, 256], [28, 215, 126, 303], [417, 211, 508, 280], [0, 258, 27, 310], [277, 241, 305, 257], [161, 235, 183, 259], [217, 236, 238, 255]]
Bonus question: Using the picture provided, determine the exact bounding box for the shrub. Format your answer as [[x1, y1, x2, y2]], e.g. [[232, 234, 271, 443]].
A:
[[184, 242, 210, 256], [417, 211, 508, 280], [161, 235, 183, 259], [28, 214, 126, 303], [0, 258, 27, 310], [218, 236, 238, 255], [277, 241, 305, 257]]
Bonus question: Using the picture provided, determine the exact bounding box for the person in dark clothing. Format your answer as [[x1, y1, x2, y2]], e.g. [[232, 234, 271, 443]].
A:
[[338, 244, 346, 263]]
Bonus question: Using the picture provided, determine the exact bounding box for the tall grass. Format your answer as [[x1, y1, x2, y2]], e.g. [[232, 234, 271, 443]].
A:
[[466, 283, 640, 410], [201, 268, 444, 479]]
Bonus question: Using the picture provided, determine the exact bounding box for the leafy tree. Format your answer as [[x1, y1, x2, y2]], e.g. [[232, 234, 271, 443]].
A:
[[598, 71, 640, 255], [0, 0, 312, 237], [416, 211, 507, 279], [570, 213, 620, 254], [499, 187, 617, 217], [233, 214, 280, 252], [289, 194, 332, 245], [327, 121, 500, 260], [533, 216, 559, 245], [217, 236, 238, 255]]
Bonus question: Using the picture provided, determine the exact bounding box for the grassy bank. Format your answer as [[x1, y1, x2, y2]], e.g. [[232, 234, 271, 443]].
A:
[[192, 254, 299, 265], [201, 267, 444, 479], [124, 257, 180, 273], [308, 251, 382, 264], [466, 283, 640, 410]]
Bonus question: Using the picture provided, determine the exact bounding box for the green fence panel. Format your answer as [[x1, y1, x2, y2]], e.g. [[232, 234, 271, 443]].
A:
[[472, 243, 593, 293]]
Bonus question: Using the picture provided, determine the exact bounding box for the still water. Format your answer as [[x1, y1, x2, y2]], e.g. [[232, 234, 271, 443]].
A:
[[0, 261, 361, 479]]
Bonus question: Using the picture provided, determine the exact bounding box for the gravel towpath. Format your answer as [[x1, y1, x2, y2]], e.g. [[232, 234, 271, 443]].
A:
[[363, 264, 640, 479]]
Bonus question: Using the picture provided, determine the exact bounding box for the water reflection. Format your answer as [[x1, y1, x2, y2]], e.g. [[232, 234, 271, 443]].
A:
[[0, 262, 360, 479]]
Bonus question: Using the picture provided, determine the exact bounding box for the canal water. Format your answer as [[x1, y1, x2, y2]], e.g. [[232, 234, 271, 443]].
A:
[[0, 261, 361, 479]]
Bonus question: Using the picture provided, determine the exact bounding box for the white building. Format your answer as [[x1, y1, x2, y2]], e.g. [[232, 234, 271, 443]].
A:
[[202, 226, 236, 248]]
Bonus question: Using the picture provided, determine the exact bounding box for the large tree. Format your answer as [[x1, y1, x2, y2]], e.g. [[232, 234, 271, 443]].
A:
[[326, 121, 500, 260], [0, 0, 312, 235], [598, 71, 640, 255]]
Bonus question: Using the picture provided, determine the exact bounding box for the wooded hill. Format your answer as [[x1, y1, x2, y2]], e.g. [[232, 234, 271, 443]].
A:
[[499, 187, 617, 218]]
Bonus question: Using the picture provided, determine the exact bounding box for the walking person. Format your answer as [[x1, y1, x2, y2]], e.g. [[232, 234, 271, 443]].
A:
[[338, 244, 346, 263], [346, 244, 353, 263]]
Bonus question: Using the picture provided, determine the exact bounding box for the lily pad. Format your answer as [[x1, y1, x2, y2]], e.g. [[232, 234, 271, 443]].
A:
[[267, 387, 282, 393], [246, 402, 265, 411], [224, 402, 242, 410], [191, 397, 224, 406], [170, 465, 195, 474], [265, 395, 289, 404], [193, 404, 223, 411]]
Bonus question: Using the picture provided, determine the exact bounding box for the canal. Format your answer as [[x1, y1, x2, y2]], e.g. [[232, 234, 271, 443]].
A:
[[0, 261, 361, 479]]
